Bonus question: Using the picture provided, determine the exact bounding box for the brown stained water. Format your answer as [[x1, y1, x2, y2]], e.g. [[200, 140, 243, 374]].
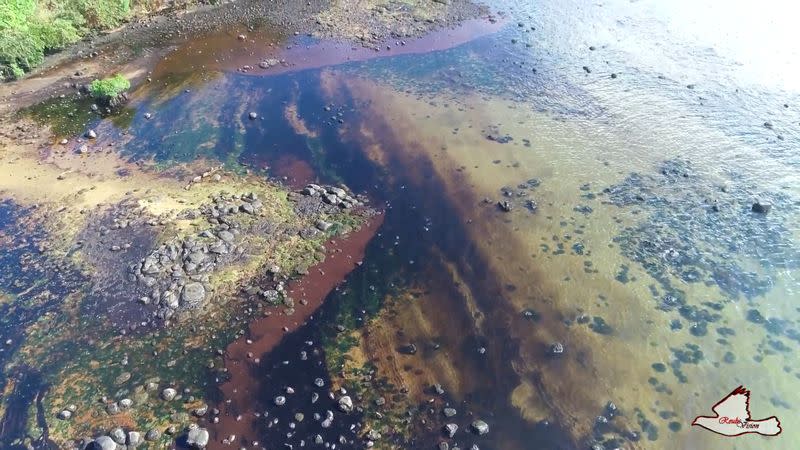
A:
[[209, 216, 383, 449], [3, 1, 800, 449]]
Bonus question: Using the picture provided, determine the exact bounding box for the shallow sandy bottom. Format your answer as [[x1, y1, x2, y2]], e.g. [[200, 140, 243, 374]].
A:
[[320, 73, 800, 449]]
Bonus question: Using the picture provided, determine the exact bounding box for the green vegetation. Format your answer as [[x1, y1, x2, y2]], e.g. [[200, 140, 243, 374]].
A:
[[23, 94, 97, 136], [90, 73, 130, 98], [0, 0, 132, 80]]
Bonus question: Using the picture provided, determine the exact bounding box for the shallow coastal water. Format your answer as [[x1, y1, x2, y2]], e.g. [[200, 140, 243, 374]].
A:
[[3, 0, 800, 449]]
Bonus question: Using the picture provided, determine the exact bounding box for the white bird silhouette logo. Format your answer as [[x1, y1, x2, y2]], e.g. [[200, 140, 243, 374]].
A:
[[692, 386, 781, 437]]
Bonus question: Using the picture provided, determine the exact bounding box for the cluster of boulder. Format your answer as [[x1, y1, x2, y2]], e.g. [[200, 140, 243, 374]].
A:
[[492, 178, 541, 213], [81, 425, 209, 450], [75, 383, 215, 449], [129, 192, 264, 321], [297, 184, 362, 210], [81, 428, 145, 450]]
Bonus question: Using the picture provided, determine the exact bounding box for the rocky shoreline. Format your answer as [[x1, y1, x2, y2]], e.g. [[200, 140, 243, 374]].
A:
[[0, 0, 487, 115]]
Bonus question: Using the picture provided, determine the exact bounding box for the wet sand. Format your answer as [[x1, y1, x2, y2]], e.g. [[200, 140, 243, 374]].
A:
[[208, 214, 384, 449]]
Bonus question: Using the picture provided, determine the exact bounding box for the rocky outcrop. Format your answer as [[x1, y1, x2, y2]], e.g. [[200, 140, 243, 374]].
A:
[[130, 192, 266, 321]]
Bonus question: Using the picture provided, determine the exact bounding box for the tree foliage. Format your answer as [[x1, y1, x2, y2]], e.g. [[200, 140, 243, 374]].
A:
[[0, 0, 132, 80]]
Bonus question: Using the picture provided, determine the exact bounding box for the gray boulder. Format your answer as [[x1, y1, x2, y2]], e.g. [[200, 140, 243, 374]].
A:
[[240, 202, 255, 214], [471, 420, 490, 436], [144, 429, 161, 441], [186, 427, 210, 449], [217, 230, 235, 242], [338, 395, 354, 413], [181, 283, 206, 305], [315, 220, 333, 231], [110, 427, 126, 444], [127, 431, 142, 447], [161, 290, 179, 309], [161, 387, 177, 401], [87, 436, 117, 450]]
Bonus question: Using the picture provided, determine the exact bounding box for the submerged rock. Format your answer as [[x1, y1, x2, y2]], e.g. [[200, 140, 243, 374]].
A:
[[549, 342, 565, 356]]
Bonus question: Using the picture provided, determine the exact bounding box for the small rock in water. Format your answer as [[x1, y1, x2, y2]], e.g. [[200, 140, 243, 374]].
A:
[[497, 201, 512, 212], [471, 419, 490, 436], [274, 395, 286, 406], [338, 395, 354, 413], [444, 423, 458, 438], [752, 201, 772, 214], [85, 129, 97, 139], [161, 387, 177, 401], [249, 112, 258, 120], [186, 426, 210, 449], [144, 112, 152, 119], [399, 343, 417, 355], [549, 342, 565, 356]]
